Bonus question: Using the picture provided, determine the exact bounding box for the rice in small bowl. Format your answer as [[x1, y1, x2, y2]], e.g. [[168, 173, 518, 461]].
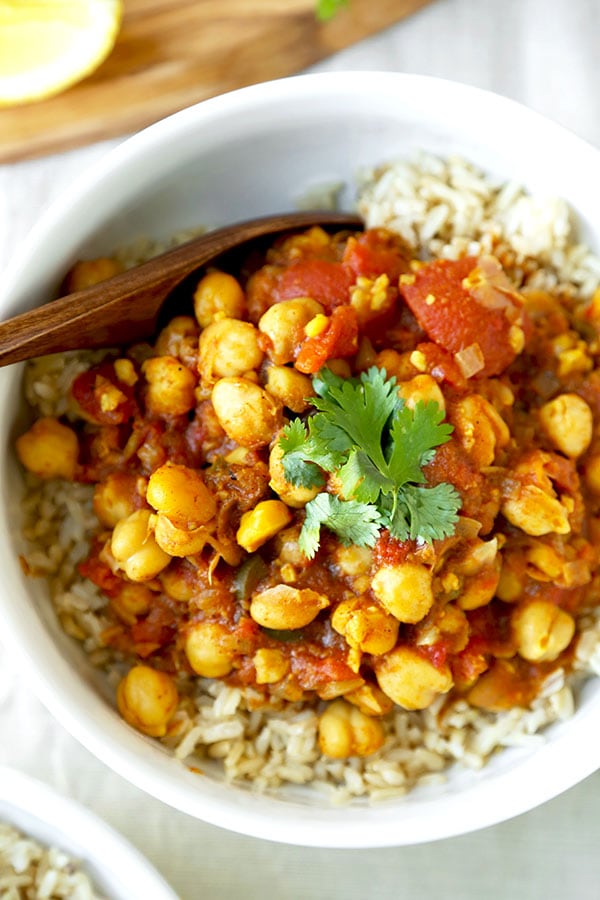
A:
[[2, 73, 600, 847], [0, 767, 177, 900]]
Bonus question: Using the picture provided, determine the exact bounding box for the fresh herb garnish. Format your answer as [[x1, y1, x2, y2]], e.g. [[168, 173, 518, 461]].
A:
[[316, 0, 349, 21], [279, 367, 461, 558]]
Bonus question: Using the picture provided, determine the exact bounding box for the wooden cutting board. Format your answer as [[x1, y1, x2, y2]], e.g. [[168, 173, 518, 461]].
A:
[[0, 0, 432, 164]]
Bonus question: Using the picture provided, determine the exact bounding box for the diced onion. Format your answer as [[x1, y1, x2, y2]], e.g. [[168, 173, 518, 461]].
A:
[[455, 517, 482, 539], [462, 255, 524, 321], [454, 343, 485, 378]]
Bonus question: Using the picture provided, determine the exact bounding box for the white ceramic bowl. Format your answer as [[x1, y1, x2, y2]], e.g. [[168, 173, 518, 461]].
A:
[[2, 72, 600, 848], [0, 767, 177, 899]]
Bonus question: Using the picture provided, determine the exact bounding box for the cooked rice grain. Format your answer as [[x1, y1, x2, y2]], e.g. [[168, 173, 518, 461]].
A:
[[0, 823, 105, 900]]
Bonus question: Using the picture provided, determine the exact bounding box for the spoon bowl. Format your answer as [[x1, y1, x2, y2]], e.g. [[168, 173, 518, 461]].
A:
[[0, 210, 361, 367]]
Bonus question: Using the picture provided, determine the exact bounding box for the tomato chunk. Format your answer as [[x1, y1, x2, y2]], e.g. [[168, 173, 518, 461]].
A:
[[400, 256, 525, 376], [275, 259, 354, 311], [79, 546, 123, 596], [72, 360, 137, 424], [295, 306, 359, 374], [342, 229, 410, 281]]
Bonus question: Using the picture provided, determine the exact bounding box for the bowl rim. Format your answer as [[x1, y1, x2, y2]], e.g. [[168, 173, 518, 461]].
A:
[[2, 70, 600, 848], [0, 766, 178, 898], [4, 69, 600, 310]]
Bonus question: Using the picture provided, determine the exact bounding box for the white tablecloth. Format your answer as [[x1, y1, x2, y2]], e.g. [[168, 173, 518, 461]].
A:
[[2, 1, 600, 897]]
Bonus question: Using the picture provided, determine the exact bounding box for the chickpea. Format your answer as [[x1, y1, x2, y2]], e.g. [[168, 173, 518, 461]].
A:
[[335, 545, 373, 577], [93, 472, 147, 528], [236, 500, 293, 553], [344, 683, 394, 717], [258, 297, 324, 365], [451, 394, 510, 467], [371, 562, 434, 624], [317, 677, 366, 702], [538, 393, 593, 459], [253, 648, 289, 684], [159, 560, 197, 602], [430, 603, 470, 652], [502, 452, 571, 536], [63, 257, 122, 292], [142, 356, 196, 417], [525, 541, 564, 580], [211, 377, 282, 448], [467, 660, 516, 711], [325, 358, 352, 379], [113, 358, 138, 387], [116, 664, 178, 737], [454, 537, 501, 611], [146, 463, 216, 528], [272, 525, 308, 567], [375, 348, 417, 381], [318, 699, 385, 759], [458, 572, 500, 611], [111, 583, 153, 624], [184, 621, 234, 677], [268, 441, 321, 508], [584, 453, 600, 494], [374, 645, 453, 710], [265, 365, 314, 413], [153, 515, 210, 557], [496, 561, 524, 602], [511, 599, 575, 662], [193, 270, 246, 328], [465, 657, 523, 712], [354, 336, 377, 371], [250, 584, 329, 630], [397, 374, 446, 413], [332, 598, 399, 656], [16, 417, 79, 480], [111, 509, 171, 582], [198, 318, 263, 384], [155, 316, 199, 368], [502, 484, 570, 536]]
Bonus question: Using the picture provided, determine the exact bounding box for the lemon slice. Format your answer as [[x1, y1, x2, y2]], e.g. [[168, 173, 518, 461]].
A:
[[0, 0, 122, 106]]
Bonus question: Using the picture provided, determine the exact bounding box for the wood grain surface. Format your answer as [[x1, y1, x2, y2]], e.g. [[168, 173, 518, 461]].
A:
[[0, 0, 432, 164]]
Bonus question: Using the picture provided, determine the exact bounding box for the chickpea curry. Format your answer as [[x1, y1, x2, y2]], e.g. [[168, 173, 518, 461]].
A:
[[16, 223, 600, 761]]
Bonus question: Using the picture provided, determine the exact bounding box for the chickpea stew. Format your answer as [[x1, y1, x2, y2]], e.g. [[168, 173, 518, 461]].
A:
[[16, 155, 600, 800]]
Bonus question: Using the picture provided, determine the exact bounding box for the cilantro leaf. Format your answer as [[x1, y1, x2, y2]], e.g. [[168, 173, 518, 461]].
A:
[[299, 494, 382, 559], [337, 449, 394, 504], [310, 366, 398, 473], [277, 366, 462, 556], [378, 492, 411, 542], [308, 408, 356, 465], [386, 400, 454, 485], [279, 419, 325, 489], [397, 483, 462, 543]]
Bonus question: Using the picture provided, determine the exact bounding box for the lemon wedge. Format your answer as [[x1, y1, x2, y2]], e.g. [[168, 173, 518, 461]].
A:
[[0, 0, 122, 106]]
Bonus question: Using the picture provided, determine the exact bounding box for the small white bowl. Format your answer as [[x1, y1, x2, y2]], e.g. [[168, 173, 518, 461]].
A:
[[1, 72, 600, 848], [0, 767, 177, 899]]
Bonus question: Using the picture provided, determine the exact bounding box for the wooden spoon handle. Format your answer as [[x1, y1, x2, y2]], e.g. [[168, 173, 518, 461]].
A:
[[0, 211, 361, 367]]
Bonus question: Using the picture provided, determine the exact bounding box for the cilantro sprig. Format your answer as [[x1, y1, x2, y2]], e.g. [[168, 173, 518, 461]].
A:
[[278, 367, 461, 558]]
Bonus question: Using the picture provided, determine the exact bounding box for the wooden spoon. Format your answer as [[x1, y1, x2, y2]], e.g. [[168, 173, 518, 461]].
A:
[[0, 211, 362, 367]]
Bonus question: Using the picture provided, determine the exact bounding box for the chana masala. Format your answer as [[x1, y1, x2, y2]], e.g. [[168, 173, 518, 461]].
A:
[[15, 159, 600, 796]]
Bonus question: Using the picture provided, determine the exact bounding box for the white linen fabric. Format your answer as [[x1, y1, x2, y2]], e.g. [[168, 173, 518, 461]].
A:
[[2, 1, 600, 897]]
